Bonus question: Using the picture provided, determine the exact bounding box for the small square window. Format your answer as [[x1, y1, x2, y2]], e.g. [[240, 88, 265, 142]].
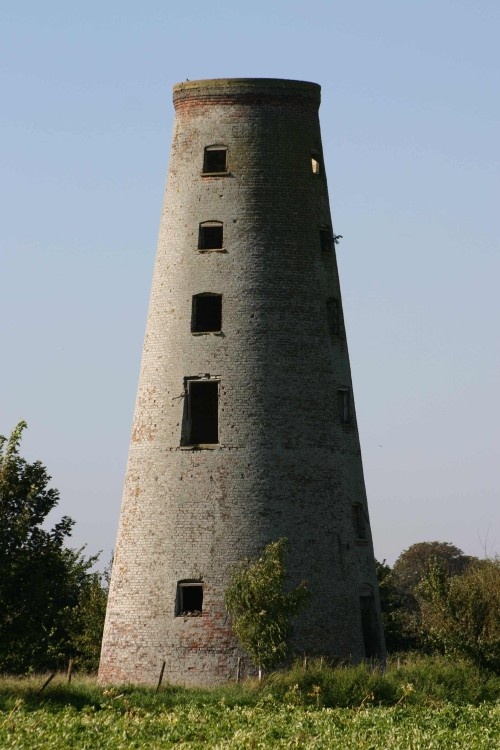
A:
[[192, 294, 222, 333], [203, 147, 227, 174], [199, 222, 223, 250], [176, 582, 203, 616], [337, 388, 351, 424]]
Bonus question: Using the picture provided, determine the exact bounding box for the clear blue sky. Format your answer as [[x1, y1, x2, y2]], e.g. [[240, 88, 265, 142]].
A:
[[1, 1, 498, 567]]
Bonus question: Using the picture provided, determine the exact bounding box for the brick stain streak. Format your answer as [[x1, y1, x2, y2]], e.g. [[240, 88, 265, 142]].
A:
[[98, 78, 386, 687]]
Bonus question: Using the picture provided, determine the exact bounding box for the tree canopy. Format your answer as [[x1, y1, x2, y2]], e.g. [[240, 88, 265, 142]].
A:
[[376, 541, 500, 672], [416, 557, 500, 672], [0, 422, 107, 673], [392, 541, 473, 597]]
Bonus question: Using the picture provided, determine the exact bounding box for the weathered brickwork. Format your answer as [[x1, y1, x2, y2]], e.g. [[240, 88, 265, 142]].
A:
[[98, 78, 386, 686]]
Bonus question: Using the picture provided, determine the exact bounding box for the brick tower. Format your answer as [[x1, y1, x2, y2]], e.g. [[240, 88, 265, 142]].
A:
[[98, 78, 385, 686]]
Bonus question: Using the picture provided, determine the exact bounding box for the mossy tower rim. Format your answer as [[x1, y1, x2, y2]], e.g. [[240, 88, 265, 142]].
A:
[[98, 77, 385, 686]]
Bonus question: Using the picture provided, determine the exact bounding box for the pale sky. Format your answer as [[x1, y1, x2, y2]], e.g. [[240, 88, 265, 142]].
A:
[[1, 0, 498, 568]]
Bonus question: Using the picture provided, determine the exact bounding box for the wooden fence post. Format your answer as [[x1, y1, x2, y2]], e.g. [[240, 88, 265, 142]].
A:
[[236, 656, 241, 684], [38, 673, 56, 694], [156, 661, 166, 693]]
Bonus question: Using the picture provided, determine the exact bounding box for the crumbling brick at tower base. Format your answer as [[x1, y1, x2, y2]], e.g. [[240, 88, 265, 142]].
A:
[[98, 77, 386, 687]]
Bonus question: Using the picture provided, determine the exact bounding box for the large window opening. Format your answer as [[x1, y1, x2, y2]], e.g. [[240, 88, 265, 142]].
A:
[[192, 294, 222, 333], [203, 146, 227, 174], [359, 593, 380, 659], [199, 221, 223, 250], [176, 582, 203, 616], [187, 379, 219, 444], [337, 388, 352, 424]]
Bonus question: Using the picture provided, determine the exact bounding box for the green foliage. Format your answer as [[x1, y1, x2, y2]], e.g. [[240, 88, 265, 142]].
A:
[[1, 655, 498, 712], [384, 653, 500, 705], [393, 542, 474, 598], [263, 654, 500, 708], [225, 538, 309, 674], [378, 543, 476, 653], [416, 558, 500, 673], [64, 565, 110, 672], [376, 560, 415, 652], [0, 422, 107, 673], [1, 702, 498, 750], [0, 661, 499, 750]]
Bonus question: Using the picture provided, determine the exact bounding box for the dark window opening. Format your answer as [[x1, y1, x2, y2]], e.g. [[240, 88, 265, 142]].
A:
[[352, 503, 368, 540], [360, 595, 380, 658], [188, 380, 218, 444], [176, 582, 203, 616], [199, 222, 223, 250], [192, 294, 222, 333], [203, 147, 227, 174], [327, 298, 341, 336], [337, 388, 351, 424], [320, 228, 332, 252], [311, 150, 321, 174]]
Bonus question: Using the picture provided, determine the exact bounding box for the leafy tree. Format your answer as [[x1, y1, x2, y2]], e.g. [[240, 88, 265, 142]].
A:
[[0, 421, 105, 673], [379, 542, 475, 652], [416, 557, 500, 672], [376, 560, 415, 652], [392, 542, 473, 598], [225, 538, 309, 679], [66, 564, 110, 672]]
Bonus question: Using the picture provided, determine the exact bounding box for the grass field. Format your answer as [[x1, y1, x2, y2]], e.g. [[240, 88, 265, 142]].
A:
[[1, 658, 499, 749]]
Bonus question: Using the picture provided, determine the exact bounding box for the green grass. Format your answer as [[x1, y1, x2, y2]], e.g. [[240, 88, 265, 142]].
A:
[[1, 657, 499, 749]]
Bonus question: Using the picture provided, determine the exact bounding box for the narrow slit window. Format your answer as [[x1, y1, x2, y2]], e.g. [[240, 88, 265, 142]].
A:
[[327, 298, 341, 336], [359, 593, 380, 658], [176, 582, 203, 616], [352, 503, 368, 540], [337, 388, 351, 424], [187, 380, 219, 444], [192, 294, 222, 333], [320, 228, 332, 252], [311, 150, 321, 174], [203, 146, 227, 174], [199, 221, 223, 250]]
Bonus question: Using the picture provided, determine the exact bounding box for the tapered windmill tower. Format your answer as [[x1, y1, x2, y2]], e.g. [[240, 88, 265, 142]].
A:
[[99, 78, 385, 686]]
